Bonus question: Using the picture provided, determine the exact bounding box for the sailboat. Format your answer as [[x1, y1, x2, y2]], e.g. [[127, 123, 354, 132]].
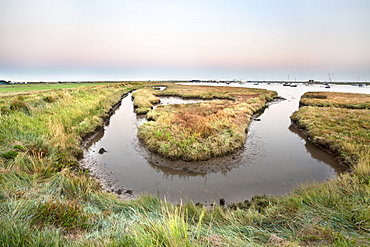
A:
[[325, 73, 332, 88]]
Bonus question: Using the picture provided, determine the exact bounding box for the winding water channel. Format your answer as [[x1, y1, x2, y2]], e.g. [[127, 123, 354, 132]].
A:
[[80, 83, 369, 204]]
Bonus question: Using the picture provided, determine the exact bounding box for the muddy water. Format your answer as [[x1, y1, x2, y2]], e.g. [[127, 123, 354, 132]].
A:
[[80, 84, 369, 204]]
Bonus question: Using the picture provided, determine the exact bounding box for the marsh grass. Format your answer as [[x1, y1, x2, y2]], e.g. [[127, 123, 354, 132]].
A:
[[300, 92, 370, 109], [138, 84, 277, 161], [1, 83, 369, 246], [284, 91, 370, 245], [0, 84, 131, 168], [32, 199, 91, 231], [0, 218, 63, 247], [292, 94, 370, 166], [131, 204, 193, 246], [154, 83, 276, 101], [132, 88, 161, 114]]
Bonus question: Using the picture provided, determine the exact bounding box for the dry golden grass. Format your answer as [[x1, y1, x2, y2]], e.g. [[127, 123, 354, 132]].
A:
[[132, 88, 161, 114], [138, 85, 277, 161], [155, 83, 276, 101], [292, 91, 370, 167], [300, 92, 370, 109]]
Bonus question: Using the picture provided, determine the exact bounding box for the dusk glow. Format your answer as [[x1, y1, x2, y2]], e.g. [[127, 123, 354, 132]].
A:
[[1, 0, 369, 82]]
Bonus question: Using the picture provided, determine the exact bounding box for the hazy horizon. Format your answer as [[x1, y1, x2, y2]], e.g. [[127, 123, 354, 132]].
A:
[[1, 1, 369, 82]]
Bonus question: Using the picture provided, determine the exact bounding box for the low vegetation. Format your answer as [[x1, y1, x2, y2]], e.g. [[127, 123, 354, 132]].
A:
[[292, 92, 370, 166], [300, 91, 370, 109], [0, 84, 369, 246], [291, 106, 369, 166], [138, 84, 277, 161], [154, 83, 270, 100], [132, 88, 161, 114], [0, 82, 120, 97]]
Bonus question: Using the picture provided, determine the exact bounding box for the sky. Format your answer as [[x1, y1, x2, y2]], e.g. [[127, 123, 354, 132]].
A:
[[1, 0, 370, 82]]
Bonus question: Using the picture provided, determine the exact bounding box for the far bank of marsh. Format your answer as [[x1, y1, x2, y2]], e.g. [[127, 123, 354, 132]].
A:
[[136, 84, 277, 161]]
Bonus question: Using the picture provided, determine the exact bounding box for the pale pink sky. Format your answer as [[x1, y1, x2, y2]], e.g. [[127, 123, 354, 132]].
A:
[[1, 0, 369, 81]]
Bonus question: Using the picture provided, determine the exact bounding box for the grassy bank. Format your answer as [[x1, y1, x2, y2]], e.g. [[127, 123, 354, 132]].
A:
[[0, 84, 369, 246], [292, 92, 370, 166], [300, 91, 370, 109], [137, 84, 277, 161], [132, 88, 161, 114], [0, 82, 119, 97]]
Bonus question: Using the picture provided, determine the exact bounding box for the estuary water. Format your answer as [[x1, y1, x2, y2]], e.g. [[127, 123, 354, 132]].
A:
[[80, 83, 369, 204]]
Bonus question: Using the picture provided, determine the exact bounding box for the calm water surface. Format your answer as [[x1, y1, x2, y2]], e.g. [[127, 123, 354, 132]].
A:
[[81, 83, 369, 204]]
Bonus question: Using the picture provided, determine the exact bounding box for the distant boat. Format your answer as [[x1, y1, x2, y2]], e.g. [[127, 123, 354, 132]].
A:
[[283, 83, 291, 86], [254, 82, 259, 85], [325, 85, 331, 88], [290, 84, 297, 87]]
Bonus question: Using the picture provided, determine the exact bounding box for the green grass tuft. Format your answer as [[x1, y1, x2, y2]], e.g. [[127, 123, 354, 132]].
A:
[[32, 200, 91, 231], [1, 150, 18, 159]]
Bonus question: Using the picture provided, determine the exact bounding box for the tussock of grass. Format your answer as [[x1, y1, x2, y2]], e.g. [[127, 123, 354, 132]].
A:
[[32, 199, 91, 231], [131, 205, 193, 246], [0, 218, 63, 247], [0, 84, 130, 168]]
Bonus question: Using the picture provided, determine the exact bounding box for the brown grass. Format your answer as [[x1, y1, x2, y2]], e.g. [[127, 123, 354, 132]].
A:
[[154, 83, 276, 101], [292, 91, 370, 167], [138, 85, 277, 161], [300, 92, 370, 109], [132, 88, 161, 114]]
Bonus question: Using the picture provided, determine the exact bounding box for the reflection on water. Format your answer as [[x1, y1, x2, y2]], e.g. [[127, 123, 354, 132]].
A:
[[288, 124, 347, 173], [80, 84, 369, 204]]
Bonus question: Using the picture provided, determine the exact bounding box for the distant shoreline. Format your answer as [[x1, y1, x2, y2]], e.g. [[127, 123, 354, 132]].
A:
[[1, 80, 369, 85]]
